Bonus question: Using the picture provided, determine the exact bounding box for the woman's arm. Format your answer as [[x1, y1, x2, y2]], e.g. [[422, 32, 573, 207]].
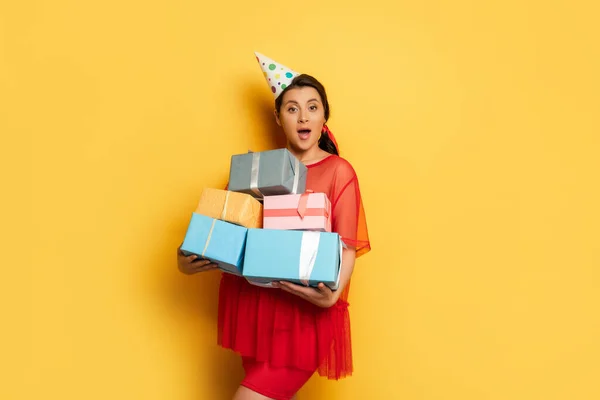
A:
[[335, 246, 356, 298]]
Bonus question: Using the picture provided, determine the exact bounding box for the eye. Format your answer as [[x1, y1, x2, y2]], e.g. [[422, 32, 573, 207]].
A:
[[287, 106, 298, 112], [309, 105, 318, 111]]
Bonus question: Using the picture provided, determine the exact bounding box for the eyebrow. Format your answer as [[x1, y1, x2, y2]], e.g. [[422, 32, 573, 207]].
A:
[[284, 98, 321, 106]]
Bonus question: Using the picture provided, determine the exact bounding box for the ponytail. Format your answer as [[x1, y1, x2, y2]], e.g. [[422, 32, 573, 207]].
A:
[[319, 130, 339, 156]]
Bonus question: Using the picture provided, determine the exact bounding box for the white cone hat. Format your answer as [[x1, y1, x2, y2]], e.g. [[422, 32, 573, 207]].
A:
[[254, 51, 300, 99]]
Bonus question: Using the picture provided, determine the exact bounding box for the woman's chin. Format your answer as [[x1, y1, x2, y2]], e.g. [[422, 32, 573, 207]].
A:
[[288, 139, 316, 152]]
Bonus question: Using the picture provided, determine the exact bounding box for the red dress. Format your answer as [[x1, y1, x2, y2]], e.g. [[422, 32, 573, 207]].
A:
[[217, 154, 371, 380]]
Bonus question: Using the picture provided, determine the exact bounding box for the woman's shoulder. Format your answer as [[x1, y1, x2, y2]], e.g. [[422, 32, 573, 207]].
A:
[[327, 155, 358, 178], [308, 154, 360, 184]]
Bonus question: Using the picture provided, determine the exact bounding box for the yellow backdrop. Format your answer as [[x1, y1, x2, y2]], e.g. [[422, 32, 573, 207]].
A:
[[2, 0, 600, 399]]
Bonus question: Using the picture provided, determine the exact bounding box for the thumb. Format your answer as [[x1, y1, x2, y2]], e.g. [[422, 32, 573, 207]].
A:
[[317, 282, 331, 294]]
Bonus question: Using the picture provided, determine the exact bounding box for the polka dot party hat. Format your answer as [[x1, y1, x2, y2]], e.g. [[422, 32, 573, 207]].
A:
[[255, 51, 300, 99]]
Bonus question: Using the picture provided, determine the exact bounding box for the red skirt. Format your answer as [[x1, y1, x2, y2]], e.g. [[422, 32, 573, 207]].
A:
[[217, 272, 353, 380]]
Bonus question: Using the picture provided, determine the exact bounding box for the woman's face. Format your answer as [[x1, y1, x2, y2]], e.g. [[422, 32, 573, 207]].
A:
[[275, 86, 326, 153]]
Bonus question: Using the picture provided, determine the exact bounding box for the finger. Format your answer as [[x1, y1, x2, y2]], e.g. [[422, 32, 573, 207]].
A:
[[194, 263, 218, 272], [200, 263, 219, 272], [191, 259, 211, 268], [316, 282, 332, 295], [278, 281, 303, 292], [278, 281, 308, 298], [178, 249, 196, 260], [279, 281, 317, 299]]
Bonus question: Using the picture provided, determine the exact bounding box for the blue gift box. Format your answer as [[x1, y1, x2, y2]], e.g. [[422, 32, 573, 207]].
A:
[[243, 229, 342, 289], [181, 213, 248, 275]]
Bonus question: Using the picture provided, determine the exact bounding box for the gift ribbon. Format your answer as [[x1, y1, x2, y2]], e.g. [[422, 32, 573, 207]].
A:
[[323, 124, 339, 155], [296, 190, 314, 219], [292, 156, 300, 194], [201, 219, 217, 257], [263, 208, 329, 218], [250, 152, 263, 198], [299, 231, 320, 286], [220, 191, 230, 220], [263, 190, 329, 219]]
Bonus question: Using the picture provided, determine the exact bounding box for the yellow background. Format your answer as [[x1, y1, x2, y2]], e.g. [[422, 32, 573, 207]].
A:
[[2, 0, 599, 399]]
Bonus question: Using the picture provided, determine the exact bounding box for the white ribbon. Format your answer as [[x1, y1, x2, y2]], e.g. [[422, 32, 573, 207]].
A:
[[292, 157, 300, 194], [220, 191, 230, 220], [299, 231, 320, 286], [201, 219, 217, 257], [250, 152, 263, 198]]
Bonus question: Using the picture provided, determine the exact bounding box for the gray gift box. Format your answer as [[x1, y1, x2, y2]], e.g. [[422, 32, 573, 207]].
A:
[[228, 148, 307, 200]]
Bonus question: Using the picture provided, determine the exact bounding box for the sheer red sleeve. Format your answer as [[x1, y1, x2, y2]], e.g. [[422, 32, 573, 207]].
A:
[[331, 160, 371, 258]]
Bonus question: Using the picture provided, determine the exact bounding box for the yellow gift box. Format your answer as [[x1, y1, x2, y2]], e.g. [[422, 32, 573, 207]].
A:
[[195, 188, 263, 229]]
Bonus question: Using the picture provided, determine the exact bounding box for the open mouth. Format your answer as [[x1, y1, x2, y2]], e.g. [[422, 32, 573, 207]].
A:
[[297, 128, 312, 140]]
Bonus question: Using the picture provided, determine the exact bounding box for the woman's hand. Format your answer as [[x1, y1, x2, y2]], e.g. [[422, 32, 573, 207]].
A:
[[177, 245, 218, 275], [273, 246, 357, 308], [273, 281, 339, 308]]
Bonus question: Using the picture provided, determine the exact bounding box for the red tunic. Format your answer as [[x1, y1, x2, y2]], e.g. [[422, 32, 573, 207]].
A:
[[217, 154, 371, 380]]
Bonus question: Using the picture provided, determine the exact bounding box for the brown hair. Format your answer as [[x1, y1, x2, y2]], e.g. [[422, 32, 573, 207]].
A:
[[275, 74, 339, 156]]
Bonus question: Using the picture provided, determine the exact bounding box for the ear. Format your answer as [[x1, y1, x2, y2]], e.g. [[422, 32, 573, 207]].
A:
[[274, 109, 282, 127]]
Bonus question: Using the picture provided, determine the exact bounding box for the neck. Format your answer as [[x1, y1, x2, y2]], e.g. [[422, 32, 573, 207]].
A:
[[286, 144, 327, 164]]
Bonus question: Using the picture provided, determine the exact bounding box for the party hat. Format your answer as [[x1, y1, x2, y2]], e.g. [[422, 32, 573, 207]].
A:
[[255, 51, 300, 99]]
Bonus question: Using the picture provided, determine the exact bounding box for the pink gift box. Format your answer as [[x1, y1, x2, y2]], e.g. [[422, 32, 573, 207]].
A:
[[263, 192, 332, 232]]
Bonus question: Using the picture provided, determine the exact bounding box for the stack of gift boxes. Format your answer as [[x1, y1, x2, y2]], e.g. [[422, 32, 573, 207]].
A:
[[180, 148, 342, 289]]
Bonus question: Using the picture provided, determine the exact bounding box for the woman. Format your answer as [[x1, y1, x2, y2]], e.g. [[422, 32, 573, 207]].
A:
[[177, 54, 371, 400]]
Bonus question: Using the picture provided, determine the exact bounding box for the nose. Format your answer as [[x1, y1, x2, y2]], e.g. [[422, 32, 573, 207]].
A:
[[298, 110, 308, 124]]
